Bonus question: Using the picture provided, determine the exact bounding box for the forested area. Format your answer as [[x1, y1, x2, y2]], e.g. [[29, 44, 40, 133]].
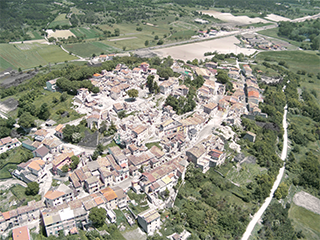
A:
[[258, 202, 298, 239], [278, 19, 320, 50]]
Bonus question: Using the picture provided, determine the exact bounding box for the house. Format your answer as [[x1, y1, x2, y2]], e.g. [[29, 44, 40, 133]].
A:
[[159, 80, 174, 95], [12, 226, 30, 240], [242, 64, 252, 76], [140, 62, 149, 72], [46, 79, 57, 92], [99, 167, 113, 187], [110, 86, 121, 100], [208, 149, 226, 166], [33, 146, 50, 160], [52, 150, 74, 176], [243, 131, 256, 142], [137, 209, 161, 234], [55, 124, 64, 139], [113, 103, 124, 113], [13, 158, 45, 183], [128, 152, 154, 172], [41, 138, 62, 154], [194, 67, 210, 80], [228, 69, 240, 79], [149, 145, 165, 164], [108, 146, 127, 166], [0, 137, 21, 154], [203, 102, 217, 114], [42, 206, 87, 237], [86, 113, 100, 129], [44, 185, 74, 207], [178, 85, 189, 96], [186, 144, 206, 165], [84, 176, 100, 194], [113, 186, 127, 209], [203, 80, 215, 94], [132, 125, 148, 142], [218, 98, 229, 111], [22, 139, 37, 151], [100, 187, 118, 210], [34, 129, 48, 142]]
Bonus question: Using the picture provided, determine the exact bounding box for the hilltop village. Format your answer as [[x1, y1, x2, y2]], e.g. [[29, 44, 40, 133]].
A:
[[0, 56, 267, 239]]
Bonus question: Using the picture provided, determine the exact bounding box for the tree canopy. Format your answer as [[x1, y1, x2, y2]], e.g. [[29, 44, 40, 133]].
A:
[[89, 207, 106, 227], [25, 182, 39, 196]]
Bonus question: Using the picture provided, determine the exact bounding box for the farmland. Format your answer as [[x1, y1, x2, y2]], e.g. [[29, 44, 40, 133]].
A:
[[70, 27, 102, 39], [63, 42, 121, 58], [0, 42, 77, 71], [48, 13, 71, 28]]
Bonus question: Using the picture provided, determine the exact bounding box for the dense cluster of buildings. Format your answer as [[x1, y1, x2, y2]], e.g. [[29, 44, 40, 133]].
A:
[[2, 57, 268, 239]]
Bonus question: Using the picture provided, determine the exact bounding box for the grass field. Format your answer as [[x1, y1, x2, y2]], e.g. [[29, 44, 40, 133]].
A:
[[48, 13, 70, 28], [289, 203, 320, 240], [63, 41, 121, 57], [70, 27, 102, 39], [26, 31, 44, 40], [256, 51, 320, 78], [0, 147, 33, 179], [0, 43, 77, 71]]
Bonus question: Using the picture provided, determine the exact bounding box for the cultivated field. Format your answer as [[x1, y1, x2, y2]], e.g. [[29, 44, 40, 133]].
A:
[[200, 10, 270, 25], [46, 29, 76, 39], [154, 35, 258, 61], [70, 27, 102, 39], [63, 42, 121, 57], [48, 13, 71, 28], [0, 43, 77, 71]]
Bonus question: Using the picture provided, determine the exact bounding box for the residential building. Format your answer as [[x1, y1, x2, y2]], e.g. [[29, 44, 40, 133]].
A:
[[33, 146, 50, 160], [0, 137, 21, 154], [208, 149, 226, 166], [100, 187, 117, 210], [22, 139, 37, 151], [52, 150, 74, 176], [138, 209, 161, 234], [34, 129, 48, 142], [55, 124, 64, 139], [243, 131, 256, 142], [203, 102, 217, 114], [12, 226, 30, 240], [132, 125, 148, 143], [46, 79, 57, 92], [84, 176, 100, 194], [186, 144, 206, 165], [13, 158, 45, 183], [44, 185, 74, 207]]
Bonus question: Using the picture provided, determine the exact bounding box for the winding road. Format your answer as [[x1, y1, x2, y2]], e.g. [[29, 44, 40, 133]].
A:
[[241, 104, 288, 240]]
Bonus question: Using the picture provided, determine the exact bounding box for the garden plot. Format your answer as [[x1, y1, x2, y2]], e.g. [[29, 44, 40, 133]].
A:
[[293, 191, 320, 215]]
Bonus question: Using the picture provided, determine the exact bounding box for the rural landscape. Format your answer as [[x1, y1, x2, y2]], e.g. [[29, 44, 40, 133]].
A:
[[0, 0, 320, 240]]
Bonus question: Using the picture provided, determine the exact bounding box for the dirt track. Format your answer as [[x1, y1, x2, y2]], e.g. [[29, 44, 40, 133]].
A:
[[293, 191, 320, 215]]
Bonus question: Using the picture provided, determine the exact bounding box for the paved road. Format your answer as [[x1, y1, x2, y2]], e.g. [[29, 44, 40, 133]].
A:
[[241, 104, 288, 240]]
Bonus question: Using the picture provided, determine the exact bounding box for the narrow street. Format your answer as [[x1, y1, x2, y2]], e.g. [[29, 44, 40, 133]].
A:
[[241, 104, 288, 240]]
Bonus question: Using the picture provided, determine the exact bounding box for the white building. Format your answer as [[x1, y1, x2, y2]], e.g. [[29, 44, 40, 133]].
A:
[[137, 209, 161, 234]]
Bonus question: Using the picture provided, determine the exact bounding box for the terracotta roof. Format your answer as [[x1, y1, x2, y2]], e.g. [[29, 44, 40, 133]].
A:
[[34, 129, 48, 137], [132, 125, 147, 135], [12, 226, 30, 240], [27, 159, 45, 171], [204, 102, 217, 110], [55, 124, 64, 132], [248, 90, 259, 98], [44, 190, 65, 200], [100, 187, 117, 201], [149, 145, 165, 159], [1, 136, 12, 145]]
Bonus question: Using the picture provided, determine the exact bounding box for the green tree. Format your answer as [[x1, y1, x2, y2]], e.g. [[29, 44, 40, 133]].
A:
[[216, 70, 229, 84], [274, 182, 289, 200], [70, 155, 79, 170], [145, 40, 149, 46], [60, 92, 68, 102], [38, 103, 50, 120], [61, 164, 69, 173], [127, 89, 139, 100], [18, 112, 34, 128], [157, 39, 164, 45], [25, 182, 39, 196], [154, 35, 159, 40], [117, 110, 126, 119], [92, 86, 100, 94], [89, 207, 106, 227], [114, 28, 120, 36]]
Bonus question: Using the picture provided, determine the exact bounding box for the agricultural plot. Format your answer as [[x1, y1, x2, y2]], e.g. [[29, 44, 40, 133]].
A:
[[70, 27, 102, 39], [26, 31, 44, 40], [289, 203, 320, 240], [256, 51, 320, 77], [48, 13, 71, 28], [63, 42, 120, 57], [0, 43, 77, 71]]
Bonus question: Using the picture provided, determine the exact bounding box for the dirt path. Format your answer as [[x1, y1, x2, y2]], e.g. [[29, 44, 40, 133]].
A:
[[293, 191, 320, 215], [241, 103, 288, 240]]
